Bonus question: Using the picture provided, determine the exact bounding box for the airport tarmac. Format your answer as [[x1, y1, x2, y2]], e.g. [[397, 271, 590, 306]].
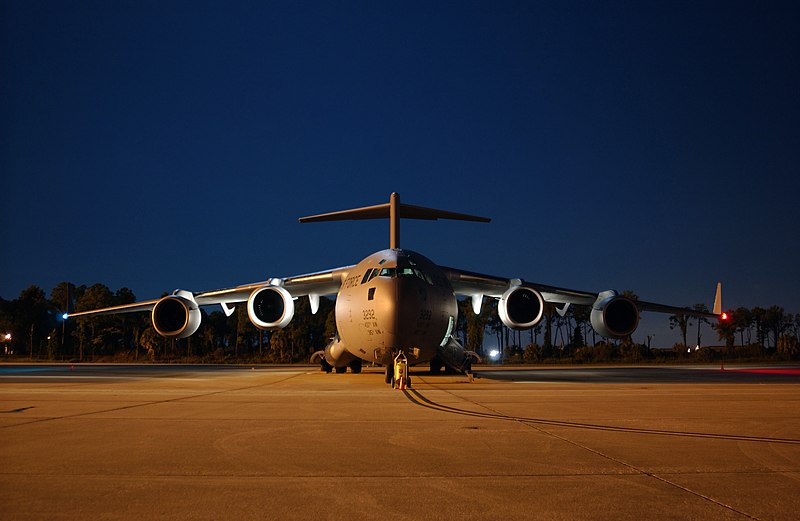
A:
[[1, 363, 799, 520]]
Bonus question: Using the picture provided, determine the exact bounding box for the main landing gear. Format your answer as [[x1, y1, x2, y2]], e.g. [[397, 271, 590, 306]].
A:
[[320, 357, 362, 374], [312, 351, 363, 374]]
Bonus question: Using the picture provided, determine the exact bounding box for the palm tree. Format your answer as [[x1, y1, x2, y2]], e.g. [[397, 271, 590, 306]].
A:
[[693, 303, 710, 346], [669, 310, 691, 348], [751, 307, 766, 348], [763, 306, 786, 351], [732, 307, 752, 347]]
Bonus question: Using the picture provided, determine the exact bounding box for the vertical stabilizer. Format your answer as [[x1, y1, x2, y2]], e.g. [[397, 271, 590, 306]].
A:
[[390, 192, 400, 249], [713, 282, 723, 315]]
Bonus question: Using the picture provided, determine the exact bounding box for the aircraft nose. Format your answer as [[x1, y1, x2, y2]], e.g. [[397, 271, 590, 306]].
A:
[[391, 277, 429, 339]]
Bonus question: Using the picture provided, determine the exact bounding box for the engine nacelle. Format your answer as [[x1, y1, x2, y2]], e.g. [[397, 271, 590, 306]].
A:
[[311, 336, 354, 368], [151, 292, 201, 338], [590, 291, 640, 339], [247, 286, 295, 330], [498, 286, 544, 330]]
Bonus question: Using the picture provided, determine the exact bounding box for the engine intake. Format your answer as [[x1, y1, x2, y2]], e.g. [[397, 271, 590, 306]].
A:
[[498, 286, 544, 330], [151, 292, 201, 338], [247, 286, 295, 330], [590, 291, 640, 339]]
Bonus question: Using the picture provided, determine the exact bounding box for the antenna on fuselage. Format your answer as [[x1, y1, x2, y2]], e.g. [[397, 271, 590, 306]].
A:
[[298, 192, 491, 249]]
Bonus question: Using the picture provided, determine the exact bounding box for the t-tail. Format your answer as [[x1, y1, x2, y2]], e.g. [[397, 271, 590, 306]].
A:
[[298, 192, 490, 248]]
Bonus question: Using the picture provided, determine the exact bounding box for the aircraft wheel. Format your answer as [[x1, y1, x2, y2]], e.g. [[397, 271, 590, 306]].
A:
[[429, 358, 442, 374], [385, 367, 393, 385], [321, 359, 333, 373], [335, 366, 347, 374], [349, 358, 362, 374]]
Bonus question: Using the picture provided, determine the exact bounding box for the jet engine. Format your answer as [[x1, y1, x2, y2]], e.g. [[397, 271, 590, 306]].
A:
[[498, 286, 544, 330], [247, 286, 295, 330], [590, 291, 640, 339], [151, 291, 201, 338]]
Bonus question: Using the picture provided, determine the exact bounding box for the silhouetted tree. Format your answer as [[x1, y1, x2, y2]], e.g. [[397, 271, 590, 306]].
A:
[[460, 298, 489, 354], [572, 305, 591, 347], [49, 282, 79, 359], [714, 309, 736, 349], [669, 310, 691, 348], [764, 306, 789, 351], [14, 286, 52, 359], [693, 303, 710, 346], [732, 307, 752, 347], [75, 284, 115, 360], [751, 307, 767, 348]]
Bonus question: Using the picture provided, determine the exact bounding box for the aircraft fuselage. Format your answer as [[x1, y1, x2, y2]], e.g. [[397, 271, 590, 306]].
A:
[[333, 248, 457, 366]]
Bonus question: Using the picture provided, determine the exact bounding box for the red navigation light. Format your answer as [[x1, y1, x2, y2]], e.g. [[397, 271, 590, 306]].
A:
[[720, 312, 729, 321]]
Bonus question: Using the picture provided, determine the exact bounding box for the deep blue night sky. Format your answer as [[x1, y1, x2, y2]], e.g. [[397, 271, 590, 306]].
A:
[[2, 1, 799, 346]]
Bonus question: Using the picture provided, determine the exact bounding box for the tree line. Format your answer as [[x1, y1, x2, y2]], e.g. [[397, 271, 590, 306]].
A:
[[1, 282, 798, 363], [0, 283, 335, 363]]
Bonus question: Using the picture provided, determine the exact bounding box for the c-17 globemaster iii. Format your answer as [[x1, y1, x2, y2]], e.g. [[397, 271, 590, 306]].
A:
[[67, 193, 725, 386]]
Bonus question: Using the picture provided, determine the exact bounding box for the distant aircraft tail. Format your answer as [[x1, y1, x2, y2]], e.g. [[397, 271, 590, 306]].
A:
[[713, 282, 723, 315], [299, 192, 490, 249]]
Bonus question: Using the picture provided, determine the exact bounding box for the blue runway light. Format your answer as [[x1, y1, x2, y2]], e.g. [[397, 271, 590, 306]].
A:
[[62, 313, 69, 320]]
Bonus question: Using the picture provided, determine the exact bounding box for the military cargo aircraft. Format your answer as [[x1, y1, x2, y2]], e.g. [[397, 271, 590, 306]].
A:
[[66, 193, 724, 385]]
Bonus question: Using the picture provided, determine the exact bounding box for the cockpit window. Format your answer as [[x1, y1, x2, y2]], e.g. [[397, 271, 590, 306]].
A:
[[363, 265, 439, 286], [396, 267, 434, 285], [361, 268, 383, 284], [417, 269, 434, 285]]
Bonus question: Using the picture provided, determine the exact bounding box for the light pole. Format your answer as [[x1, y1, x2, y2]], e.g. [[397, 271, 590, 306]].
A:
[[3, 333, 11, 355]]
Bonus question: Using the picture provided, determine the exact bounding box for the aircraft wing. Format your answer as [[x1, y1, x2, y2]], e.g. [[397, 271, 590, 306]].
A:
[[193, 266, 353, 306], [441, 266, 720, 319], [64, 299, 163, 318], [67, 265, 354, 319]]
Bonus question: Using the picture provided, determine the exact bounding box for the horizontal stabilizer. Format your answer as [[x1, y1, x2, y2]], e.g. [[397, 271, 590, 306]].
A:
[[299, 192, 489, 248], [299, 202, 490, 223]]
